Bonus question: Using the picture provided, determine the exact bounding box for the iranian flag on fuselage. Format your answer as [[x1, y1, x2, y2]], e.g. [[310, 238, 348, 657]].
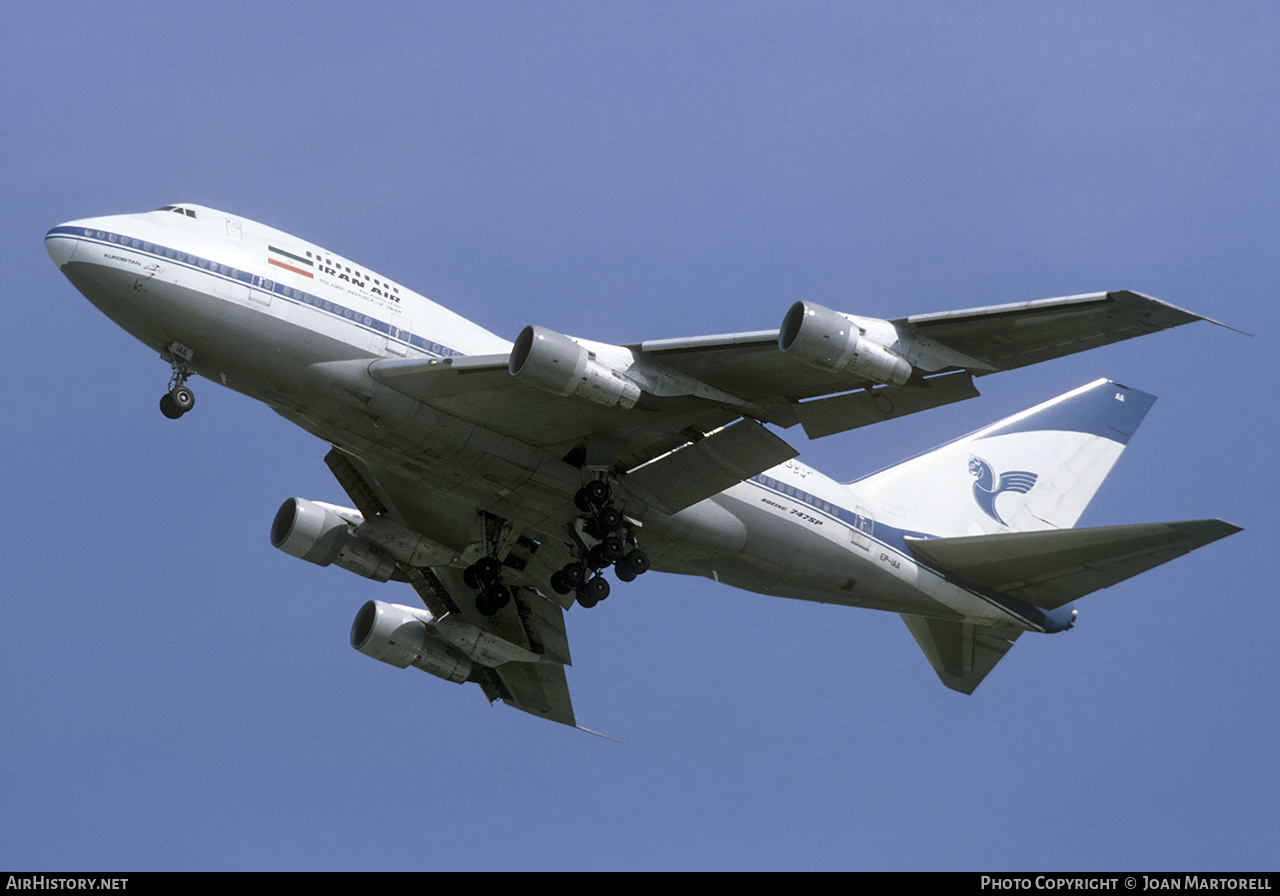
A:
[[267, 245, 314, 278]]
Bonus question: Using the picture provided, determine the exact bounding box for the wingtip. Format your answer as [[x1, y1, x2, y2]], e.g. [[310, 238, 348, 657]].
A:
[[575, 724, 622, 743], [1112, 290, 1252, 337]]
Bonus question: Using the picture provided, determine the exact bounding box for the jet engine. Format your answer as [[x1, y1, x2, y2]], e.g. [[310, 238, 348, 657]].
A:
[[350, 600, 472, 683], [509, 325, 642, 410], [270, 497, 398, 582], [779, 301, 913, 386]]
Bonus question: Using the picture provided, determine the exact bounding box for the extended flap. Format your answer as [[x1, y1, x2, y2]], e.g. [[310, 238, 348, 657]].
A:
[[624, 418, 798, 514]]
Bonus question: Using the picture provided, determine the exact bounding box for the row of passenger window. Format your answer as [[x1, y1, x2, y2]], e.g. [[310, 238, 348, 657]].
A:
[[98, 231, 248, 280], [150, 205, 400, 296], [755, 474, 841, 517], [85, 228, 457, 357]]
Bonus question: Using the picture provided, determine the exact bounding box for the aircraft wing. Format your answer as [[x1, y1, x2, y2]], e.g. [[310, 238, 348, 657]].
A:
[[636, 290, 1218, 388], [892, 290, 1231, 375], [369, 291, 1217, 506], [325, 450, 580, 727], [475, 659, 577, 727]]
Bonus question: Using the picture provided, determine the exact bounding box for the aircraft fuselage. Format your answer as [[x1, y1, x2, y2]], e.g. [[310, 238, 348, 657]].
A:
[[46, 205, 1075, 637]]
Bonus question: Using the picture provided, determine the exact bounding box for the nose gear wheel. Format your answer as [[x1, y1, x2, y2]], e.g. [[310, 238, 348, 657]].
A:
[[159, 352, 195, 419]]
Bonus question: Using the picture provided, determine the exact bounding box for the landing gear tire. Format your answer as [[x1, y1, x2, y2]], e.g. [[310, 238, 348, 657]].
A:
[[577, 575, 610, 607], [159, 386, 194, 419], [464, 556, 502, 589], [576, 579, 609, 608], [620, 549, 650, 577], [582, 480, 611, 509], [600, 535, 626, 563], [561, 562, 587, 588], [585, 507, 624, 539], [476, 583, 511, 616], [473, 556, 501, 582]]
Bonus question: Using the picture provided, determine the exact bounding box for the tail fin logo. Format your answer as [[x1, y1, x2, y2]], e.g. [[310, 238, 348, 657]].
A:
[[968, 456, 1038, 526]]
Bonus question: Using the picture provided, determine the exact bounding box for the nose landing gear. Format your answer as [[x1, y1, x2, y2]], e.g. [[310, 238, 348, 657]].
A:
[[159, 344, 196, 419]]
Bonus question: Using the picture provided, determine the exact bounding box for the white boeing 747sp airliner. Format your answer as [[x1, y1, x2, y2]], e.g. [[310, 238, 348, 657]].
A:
[[46, 204, 1240, 727]]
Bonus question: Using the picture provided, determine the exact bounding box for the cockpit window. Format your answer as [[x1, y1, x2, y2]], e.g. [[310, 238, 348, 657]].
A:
[[155, 206, 196, 218]]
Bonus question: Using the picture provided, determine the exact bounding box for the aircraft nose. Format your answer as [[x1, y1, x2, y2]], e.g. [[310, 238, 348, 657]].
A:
[[45, 222, 83, 269]]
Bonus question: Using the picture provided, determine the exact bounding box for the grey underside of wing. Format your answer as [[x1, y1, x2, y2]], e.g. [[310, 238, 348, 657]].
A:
[[409, 566, 579, 727], [478, 660, 577, 727], [895, 290, 1208, 374], [325, 450, 578, 725], [900, 615, 1021, 694], [365, 291, 1218, 509], [904, 520, 1241, 610], [369, 353, 750, 470], [370, 291, 1213, 454], [367, 333, 968, 479]]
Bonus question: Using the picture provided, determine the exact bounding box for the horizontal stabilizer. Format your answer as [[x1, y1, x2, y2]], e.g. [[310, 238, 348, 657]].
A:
[[900, 615, 1021, 694], [905, 520, 1241, 610]]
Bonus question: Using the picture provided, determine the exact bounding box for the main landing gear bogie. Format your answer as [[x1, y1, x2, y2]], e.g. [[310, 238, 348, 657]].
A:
[[553, 480, 650, 609], [465, 556, 511, 617]]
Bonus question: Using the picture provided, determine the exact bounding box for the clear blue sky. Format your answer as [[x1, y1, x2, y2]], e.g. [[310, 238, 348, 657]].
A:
[[3, 2, 1275, 871]]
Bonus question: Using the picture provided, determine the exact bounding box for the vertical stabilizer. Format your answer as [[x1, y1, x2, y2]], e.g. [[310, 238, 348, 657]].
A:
[[853, 379, 1155, 537]]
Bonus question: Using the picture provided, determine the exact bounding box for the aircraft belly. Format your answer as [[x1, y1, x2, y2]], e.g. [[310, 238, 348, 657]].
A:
[[62, 259, 368, 380], [55, 228, 1124, 635], [62, 261, 185, 357], [63, 255, 587, 547], [660, 487, 1022, 625]]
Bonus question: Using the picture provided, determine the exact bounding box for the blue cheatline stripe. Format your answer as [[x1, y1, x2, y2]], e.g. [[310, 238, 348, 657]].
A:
[[45, 226, 463, 360], [743, 473, 1061, 632], [748, 472, 934, 545]]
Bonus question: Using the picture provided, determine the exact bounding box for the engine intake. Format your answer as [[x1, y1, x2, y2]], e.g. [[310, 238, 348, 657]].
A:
[[350, 600, 472, 683], [270, 498, 398, 582], [779, 301, 913, 386], [509, 325, 642, 409]]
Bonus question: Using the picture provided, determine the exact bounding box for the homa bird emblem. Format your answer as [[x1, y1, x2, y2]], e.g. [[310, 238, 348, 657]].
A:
[[968, 456, 1038, 526]]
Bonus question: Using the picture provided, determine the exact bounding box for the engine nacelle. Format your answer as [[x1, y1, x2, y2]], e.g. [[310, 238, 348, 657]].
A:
[[270, 498, 398, 583], [350, 600, 472, 683], [509, 325, 642, 410], [779, 301, 913, 387]]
